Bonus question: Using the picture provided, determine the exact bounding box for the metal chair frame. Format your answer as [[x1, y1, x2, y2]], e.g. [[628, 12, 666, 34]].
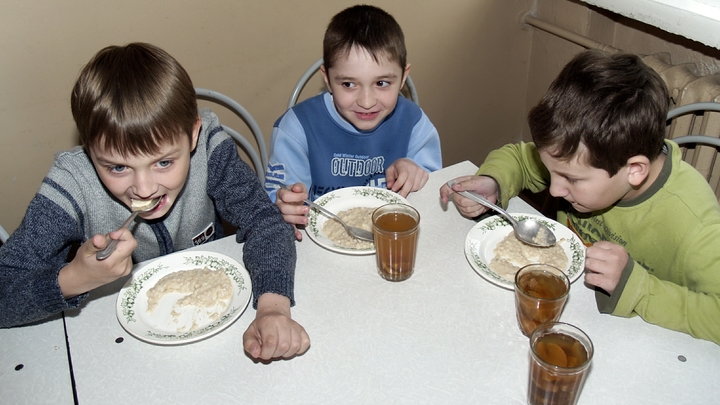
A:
[[195, 88, 268, 181], [666, 101, 720, 201], [287, 57, 419, 109], [0, 224, 8, 244]]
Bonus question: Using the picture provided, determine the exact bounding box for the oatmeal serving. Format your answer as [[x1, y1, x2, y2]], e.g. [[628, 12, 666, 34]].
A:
[[323, 207, 375, 250], [489, 230, 568, 281], [146, 266, 233, 332]]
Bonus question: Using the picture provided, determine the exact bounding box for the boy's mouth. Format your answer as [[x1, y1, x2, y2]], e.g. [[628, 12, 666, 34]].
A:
[[355, 111, 379, 121], [132, 195, 166, 215]]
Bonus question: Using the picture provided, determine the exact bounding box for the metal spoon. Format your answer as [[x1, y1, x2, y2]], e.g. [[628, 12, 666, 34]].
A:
[[96, 197, 162, 260], [278, 184, 374, 242], [446, 180, 556, 247]]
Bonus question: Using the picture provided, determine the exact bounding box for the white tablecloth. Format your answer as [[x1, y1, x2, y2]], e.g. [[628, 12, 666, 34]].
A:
[[19, 161, 720, 404], [0, 313, 75, 404]]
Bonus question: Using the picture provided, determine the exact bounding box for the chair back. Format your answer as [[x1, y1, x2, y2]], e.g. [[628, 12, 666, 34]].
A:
[[666, 102, 720, 201], [195, 88, 267, 181], [287, 57, 419, 109], [0, 224, 8, 244]]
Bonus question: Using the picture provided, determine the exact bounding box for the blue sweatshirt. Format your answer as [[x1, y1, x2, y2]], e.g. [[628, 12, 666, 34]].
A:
[[264, 92, 442, 201]]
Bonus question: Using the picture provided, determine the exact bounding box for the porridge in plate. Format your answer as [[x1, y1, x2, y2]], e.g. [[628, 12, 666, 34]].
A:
[[146, 267, 233, 332], [489, 230, 568, 281], [323, 207, 375, 250]]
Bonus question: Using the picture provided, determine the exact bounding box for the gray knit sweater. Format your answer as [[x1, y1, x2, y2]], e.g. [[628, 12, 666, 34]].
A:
[[0, 109, 296, 327]]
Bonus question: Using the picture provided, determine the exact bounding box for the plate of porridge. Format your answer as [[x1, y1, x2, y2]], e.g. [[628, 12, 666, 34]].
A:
[[116, 251, 251, 345], [305, 186, 410, 255], [464, 213, 586, 289]]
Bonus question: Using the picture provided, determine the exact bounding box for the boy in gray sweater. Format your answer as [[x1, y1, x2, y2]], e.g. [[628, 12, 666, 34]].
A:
[[0, 42, 310, 360]]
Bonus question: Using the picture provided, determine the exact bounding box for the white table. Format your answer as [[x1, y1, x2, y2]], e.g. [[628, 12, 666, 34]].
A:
[[58, 161, 720, 404], [0, 313, 76, 404]]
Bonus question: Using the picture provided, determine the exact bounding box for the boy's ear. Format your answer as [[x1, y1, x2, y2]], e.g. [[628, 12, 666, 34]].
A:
[[190, 116, 201, 151], [626, 155, 651, 186], [320, 65, 331, 93], [400, 63, 411, 89]]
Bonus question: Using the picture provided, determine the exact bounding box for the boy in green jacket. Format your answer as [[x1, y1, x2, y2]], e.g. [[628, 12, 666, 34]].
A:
[[441, 49, 720, 344]]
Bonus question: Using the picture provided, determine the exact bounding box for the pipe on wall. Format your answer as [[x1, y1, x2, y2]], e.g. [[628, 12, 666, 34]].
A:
[[522, 14, 619, 53]]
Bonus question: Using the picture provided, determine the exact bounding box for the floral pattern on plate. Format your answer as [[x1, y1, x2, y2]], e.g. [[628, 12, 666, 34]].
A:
[[464, 213, 586, 290], [305, 186, 409, 255], [116, 251, 251, 345]]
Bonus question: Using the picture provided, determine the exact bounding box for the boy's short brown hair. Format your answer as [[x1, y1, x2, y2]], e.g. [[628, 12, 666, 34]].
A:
[[528, 49, 669, 176], [71, 42, 198, 157], [323, 5, 407, 72]]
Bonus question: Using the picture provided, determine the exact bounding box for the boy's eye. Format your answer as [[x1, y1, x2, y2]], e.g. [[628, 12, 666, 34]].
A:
[[110, 165, 127, 173], [341, 82, 355, 88], [376, 80, 390, 88], [157, 160, 173, 168]]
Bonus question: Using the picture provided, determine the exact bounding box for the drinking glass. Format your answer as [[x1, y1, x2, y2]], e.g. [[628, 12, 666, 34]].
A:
[[371, 203, 420, 281]]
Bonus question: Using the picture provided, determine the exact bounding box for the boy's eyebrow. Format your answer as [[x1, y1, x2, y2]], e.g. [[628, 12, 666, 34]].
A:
[[332, 72, 400, 81], [93, 145, 183, 165]]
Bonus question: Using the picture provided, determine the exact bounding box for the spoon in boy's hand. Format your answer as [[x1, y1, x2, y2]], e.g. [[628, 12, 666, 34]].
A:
[[96, 198, 161, 260], [278, 184, 374, 242], [446, 180, 556, 247]]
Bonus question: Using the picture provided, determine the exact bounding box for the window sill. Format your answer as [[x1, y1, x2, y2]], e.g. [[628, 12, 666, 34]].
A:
[[580, 0, 720, 49]]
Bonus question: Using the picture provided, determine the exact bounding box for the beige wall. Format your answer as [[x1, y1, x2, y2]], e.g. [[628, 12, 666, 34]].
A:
[[4, 0, 720, 234], [0, 0, 535, 233]]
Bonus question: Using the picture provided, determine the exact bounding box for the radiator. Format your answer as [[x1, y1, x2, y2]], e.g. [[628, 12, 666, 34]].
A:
[[642, 53, 720, 199]]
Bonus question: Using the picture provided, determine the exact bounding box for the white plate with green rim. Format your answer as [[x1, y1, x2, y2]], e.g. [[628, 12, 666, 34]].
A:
[[116, 251, 251, 345], [305, 186, 410, 255], [464, 213, 586, 290]]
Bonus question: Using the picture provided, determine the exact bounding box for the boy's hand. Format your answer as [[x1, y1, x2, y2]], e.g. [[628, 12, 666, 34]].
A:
[[58, 229, 137, 298], [386, 158, 429, 197], [275, 182, 309, 241], [441, 175, 499, 218], [583, 241, 629, 294], [243, 293, 310, 361]]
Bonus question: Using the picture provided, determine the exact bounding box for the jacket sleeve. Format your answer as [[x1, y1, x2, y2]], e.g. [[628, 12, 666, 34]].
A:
[[263, 110, 312, 202], [407, 112, 442, 172], [475, 142, 551, 208], [606, 223, 720, 344], [0, 195, 87, 327], [207, 136, 297, 309]]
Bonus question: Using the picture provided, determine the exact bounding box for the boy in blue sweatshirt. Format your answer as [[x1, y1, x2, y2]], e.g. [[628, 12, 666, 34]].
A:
[[264, 5, 442, 240]]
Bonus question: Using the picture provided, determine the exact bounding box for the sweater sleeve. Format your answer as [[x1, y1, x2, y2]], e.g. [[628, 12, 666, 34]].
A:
[[0, 195, 87, 327], [406, 112, 442, 172], [476, 142, 550, 208], [609, 223, 720, 344], [207, 136, 297, 308], [263, 110, 312, 202]]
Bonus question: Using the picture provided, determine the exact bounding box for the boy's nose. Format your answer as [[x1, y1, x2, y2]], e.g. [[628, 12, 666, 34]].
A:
[[357, 89, 377, 109], [548, 182, 567, 198], [133, 172, 158, 197]]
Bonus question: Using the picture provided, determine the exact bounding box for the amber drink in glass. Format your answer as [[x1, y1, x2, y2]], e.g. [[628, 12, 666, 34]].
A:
[[514, 264, 570, 336], [528, 322, 594, 405], [371, 203, 420, 281]]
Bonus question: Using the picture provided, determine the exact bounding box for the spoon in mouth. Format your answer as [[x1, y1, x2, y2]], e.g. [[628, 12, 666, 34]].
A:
[[446, 180, 556, 247], [96, 197, 162, 260]]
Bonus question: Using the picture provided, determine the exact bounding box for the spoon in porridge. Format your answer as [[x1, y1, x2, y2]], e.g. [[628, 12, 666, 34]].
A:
[[446, 180, 556, 247], [96, 197, 162, 260], [279, 184, 374, 242]]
